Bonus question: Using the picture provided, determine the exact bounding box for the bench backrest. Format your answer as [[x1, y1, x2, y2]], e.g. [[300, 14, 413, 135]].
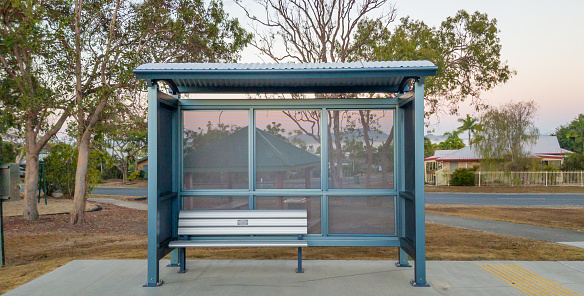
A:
[[178, 210, 308, 236]]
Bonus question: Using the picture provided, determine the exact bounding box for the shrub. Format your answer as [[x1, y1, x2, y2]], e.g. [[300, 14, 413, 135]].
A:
[[128, 170, 144, 181], [450, 168, 476, 186], [44, 143, 101, 198]]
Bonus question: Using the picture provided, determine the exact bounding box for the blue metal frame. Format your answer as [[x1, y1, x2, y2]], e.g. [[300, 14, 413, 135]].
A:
[[138, 62, 436, 288]]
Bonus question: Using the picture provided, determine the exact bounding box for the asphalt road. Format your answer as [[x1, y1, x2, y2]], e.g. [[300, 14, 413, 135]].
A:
[[425, 192, 584, 207], [89, 186, 584, 207]]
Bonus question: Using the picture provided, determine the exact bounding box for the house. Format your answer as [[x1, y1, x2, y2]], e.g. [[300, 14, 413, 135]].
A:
[[136, 157, 148, 179], [425, 135, 573, 183]]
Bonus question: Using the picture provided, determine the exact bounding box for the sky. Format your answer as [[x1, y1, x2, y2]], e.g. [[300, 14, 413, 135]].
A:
[[225, 0, 584, 139]]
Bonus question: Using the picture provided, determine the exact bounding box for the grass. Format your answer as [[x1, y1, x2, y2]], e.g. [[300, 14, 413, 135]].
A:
[[425, 185, 584, 193], [2, 201, 584, 294], [426, 204, 584, 231]]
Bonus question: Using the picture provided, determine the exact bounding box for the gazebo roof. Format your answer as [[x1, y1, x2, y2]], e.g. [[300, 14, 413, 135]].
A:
[[184, 127, 320, 172], [134, 61, 437, 94]]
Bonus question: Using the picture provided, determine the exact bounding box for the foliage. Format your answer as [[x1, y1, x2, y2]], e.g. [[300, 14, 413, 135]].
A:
[[424, 137, 437, 158], [43, 143, 100, 198], [437, 131, 465, 150], [457, 114, 479, 146], [0, 141, 17, 163], [449, 168, 475, 186], [351, 10, 515, 116], [562, 153, 584, 171], [555, 114, 584, 154], [128, 170, 144, 181], [475, 101, 539, 171]]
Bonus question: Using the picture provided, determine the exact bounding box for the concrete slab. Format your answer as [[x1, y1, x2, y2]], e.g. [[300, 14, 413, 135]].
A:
[[5, 260, 584, 296]]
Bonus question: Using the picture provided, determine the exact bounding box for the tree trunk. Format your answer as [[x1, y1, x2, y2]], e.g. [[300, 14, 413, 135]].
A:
[[22, 151, 40, 220], [359, 111, 373, 188], [71, 134, 91, 224], [121, 161, 128, 184]]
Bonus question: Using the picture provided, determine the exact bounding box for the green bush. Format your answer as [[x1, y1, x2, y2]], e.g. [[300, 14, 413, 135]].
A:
[[450, 168, 476, 186], [44, 143, 101, 198], [128, 170, 144, 181]]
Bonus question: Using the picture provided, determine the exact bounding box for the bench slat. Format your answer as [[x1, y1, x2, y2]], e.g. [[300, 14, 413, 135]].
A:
[[179, 219, 307, 227], [169, 240, 308, 248], [178, 226, 307, 236], [179, 210, 307, 219]]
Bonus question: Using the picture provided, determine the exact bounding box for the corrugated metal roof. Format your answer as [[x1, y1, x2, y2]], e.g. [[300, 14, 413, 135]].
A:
[[432, 136, 573, 162], [134, 61, 437, 94]]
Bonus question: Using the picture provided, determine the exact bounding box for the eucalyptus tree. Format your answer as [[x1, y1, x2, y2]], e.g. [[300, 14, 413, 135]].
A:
[[0, 0, 72, 220], [54, 0, 251, 224]]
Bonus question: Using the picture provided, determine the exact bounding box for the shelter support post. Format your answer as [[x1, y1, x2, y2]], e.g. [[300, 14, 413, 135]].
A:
[[145, 81, 163, 287], [412, 78, 428, 286]]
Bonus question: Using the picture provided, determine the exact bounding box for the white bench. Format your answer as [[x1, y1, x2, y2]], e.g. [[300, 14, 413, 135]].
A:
[[168, 210, 308, 273]]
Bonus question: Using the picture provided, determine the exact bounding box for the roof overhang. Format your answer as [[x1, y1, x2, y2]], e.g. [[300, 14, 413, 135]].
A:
[[134, 61, 438, 94]]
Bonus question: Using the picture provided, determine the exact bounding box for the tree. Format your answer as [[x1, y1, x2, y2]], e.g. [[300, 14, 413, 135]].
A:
[[54, 0, 251, 224], [424, 137, 436, 158], [0, 0, 71, 220], [555, 114, 584, 154], [437, 131, 465, 150], [457, 114, 479, 146], [352, 10, 515, 116], [474, 101, 539, 170], [93, 101, 147, 184]]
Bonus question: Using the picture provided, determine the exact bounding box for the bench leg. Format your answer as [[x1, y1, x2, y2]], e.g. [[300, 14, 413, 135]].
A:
[[296, 247, 304, 273], [167, 249, 180, 267], [178, 248, 188, 273]]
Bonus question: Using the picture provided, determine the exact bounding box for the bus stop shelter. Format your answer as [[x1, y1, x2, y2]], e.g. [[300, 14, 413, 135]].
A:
[[134, 61, 437, 287]]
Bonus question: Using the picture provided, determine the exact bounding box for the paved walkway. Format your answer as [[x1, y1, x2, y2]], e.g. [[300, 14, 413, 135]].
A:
[[87, 197, 147, 211], [5, 260, 584, 296], [426, 213, 584, 248]]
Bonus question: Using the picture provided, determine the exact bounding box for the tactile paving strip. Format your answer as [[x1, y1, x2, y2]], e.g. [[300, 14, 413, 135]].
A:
[[479, 264, 581, 296]]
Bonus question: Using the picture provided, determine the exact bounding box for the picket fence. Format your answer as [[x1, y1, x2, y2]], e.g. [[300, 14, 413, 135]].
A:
[[432, 170, 584, 187]]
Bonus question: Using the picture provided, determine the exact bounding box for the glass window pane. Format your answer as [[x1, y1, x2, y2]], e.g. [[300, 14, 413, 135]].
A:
[[328, 110, 394, 189], [328, 196, 395, 234], [256, 196, 321, 234], [183, 110, 249, 189], [255, 110, 321, 189], [183, 196, 249, 210]]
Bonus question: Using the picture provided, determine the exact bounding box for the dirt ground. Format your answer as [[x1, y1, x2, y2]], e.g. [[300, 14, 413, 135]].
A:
[[2, 203, 584, 294], [3, 199, 100, 217], [98, 179, 148, 187]]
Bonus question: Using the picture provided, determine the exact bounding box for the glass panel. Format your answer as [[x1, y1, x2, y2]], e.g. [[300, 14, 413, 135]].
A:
[[328, 196, 395, 234], [183, 110, 249, 189], [327, 110, 394, 189], [256, 196, 321, 234], [183, 196, 249, 210], [255, 110, 321, 189]]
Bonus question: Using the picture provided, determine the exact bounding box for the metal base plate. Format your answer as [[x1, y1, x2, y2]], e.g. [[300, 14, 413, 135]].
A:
[[143, 280, 164, 287], [410, 279, 430, 287], [296, 268, 304, 273], [167, 263, 180, 267], [395, 262, 411, 268]]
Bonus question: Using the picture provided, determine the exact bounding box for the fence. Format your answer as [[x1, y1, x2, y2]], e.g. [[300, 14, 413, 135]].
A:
[[431, 170, 584, 187]]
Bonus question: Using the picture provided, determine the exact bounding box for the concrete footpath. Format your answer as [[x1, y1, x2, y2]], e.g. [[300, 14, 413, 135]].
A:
[[5, 260, 584, 296], [88, 197, 147, 211], [426, 213, 584, 249]]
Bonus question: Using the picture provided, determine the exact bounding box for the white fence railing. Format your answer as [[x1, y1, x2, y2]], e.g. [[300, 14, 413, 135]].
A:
[[431, 170, 584, 187]]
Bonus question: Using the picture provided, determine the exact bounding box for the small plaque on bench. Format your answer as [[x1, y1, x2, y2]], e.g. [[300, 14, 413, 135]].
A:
[[237, 219, 248, 226]]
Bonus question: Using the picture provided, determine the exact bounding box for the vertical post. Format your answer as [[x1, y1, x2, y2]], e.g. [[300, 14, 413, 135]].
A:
[[145, 81, 163, 287], [412, 78, 428, 286], [478, 171, 481, 187], [296, 235, 304, 273], [168, 92, 180, 268], [396, 104, 410, 267]]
